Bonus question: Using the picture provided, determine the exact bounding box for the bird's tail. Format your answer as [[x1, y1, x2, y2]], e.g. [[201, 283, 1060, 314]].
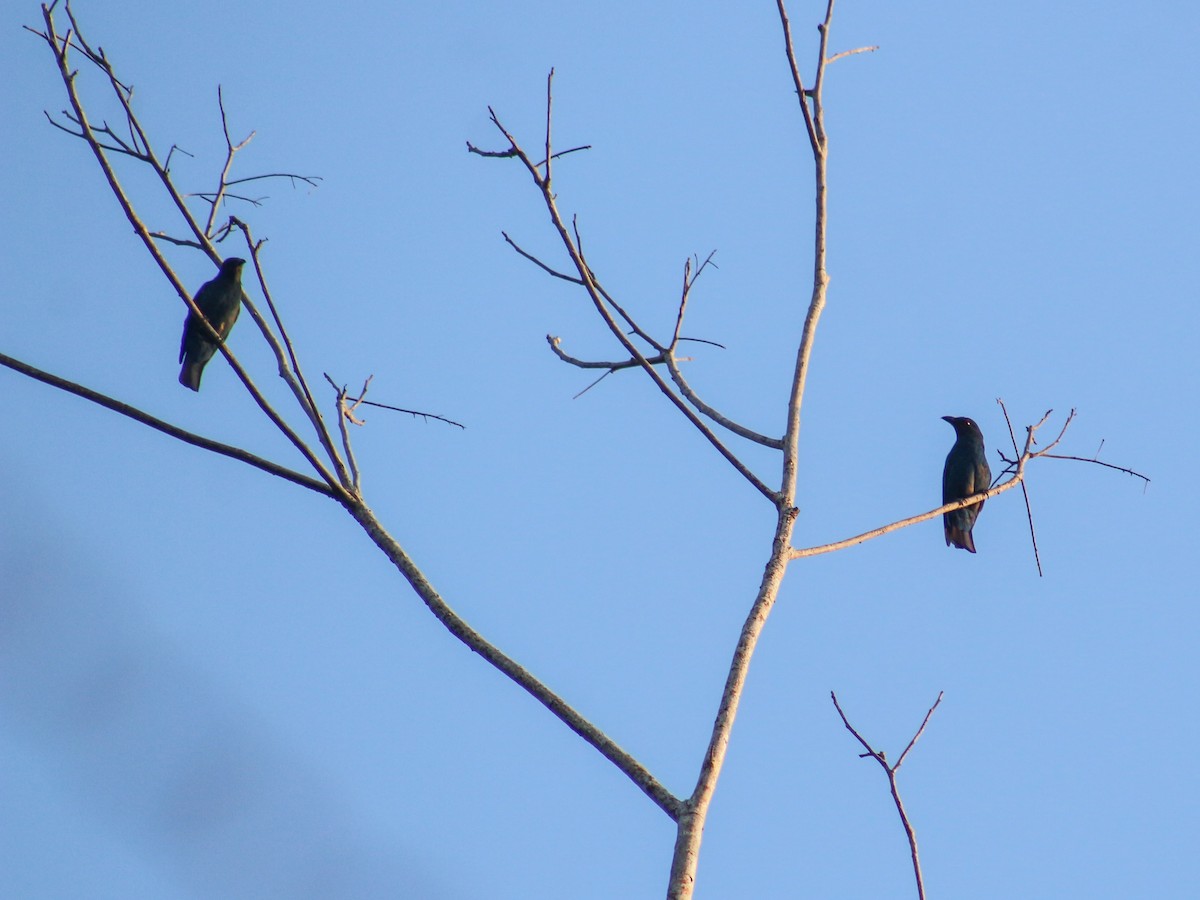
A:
[[179, 360, 203, 391], [945, 525, 977, 553]]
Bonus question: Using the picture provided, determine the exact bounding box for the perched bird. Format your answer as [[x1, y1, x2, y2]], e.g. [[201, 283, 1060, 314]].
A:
[[941, 415, 992, 553], [178, 257, 246, 391]]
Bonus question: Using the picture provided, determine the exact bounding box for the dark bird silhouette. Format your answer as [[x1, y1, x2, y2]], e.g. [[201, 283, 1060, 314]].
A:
[[941, 415, 992, 553], [178, 257, 246, 391]]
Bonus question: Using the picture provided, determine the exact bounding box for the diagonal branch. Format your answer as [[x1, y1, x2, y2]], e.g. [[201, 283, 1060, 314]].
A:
[[230, 218, 350, 486], [342, 501, 685, 821], [0, 351, 334, 497], [663, 354, 783, 449]]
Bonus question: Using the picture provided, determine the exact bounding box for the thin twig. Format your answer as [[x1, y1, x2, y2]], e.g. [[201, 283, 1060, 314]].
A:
[[831, 691, 942, 900], [229, 218, 342, 476], [502, 232, 583, 283], [543, 68, 554, 187], [826, 45, 879, 64], [547, 334, 668, 371], [342, 397, 465, 429], [324, 373, 363, 493], [475, 101, 777, 504], [203, 86, 255, 237], [1040, 453, 1150, 484], [998, 398, 1043, 576], [534, 144, 591, 168]]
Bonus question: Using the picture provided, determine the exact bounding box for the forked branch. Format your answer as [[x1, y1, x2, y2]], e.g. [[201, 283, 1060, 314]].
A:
[[832, 691, 943, 900]]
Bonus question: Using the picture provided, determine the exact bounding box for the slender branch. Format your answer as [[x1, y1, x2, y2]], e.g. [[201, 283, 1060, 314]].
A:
[[1039, 453, 1150, 484], [547, 334, 670, 371], [778, 0, 835, 509], [775, 0, 821, 153], [664, 354, 783, 450], [569, 217, 663, 350], [669, 252, 718, 349], [502, 231, 584, 283], [224, 172, 322, 189], [340, 397, 465, 429], [476, 104, 777, 505], [998, 398, 1043, 576], [341, 500, 685, 821], [203, 85, 255, 237], [826, 44, 879, 65], [543, 68, 554, 188], [792, 407, 1085, 559], [149, 231, 204, 249], [790, 478, 1026, 559], [0, 351, 333, 497], [229, 218, 349, 485], [831, 691, 942, 900], [324, 374, 364, 492]]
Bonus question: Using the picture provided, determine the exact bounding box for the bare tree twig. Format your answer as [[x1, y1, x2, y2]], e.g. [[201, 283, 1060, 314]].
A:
[[546, 334, 670, 371], [324, 373, 364, 492], [340, 397, 465, 429], [474, 99, 777, 505], [1040, 453, 1150, 485], [0, 351, 333, 497], [669, 251, 718, 349], [502, 231, 583, 283], [998, 398, 1043, 576], [228, 217, 345, 481], [664, 354, 783, 449], [826, 44, 880, 64], [831, 691, 942, 900]]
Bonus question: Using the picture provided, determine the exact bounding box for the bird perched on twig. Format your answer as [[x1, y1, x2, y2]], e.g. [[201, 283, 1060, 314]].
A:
[[178, 257, 246, 391], [941, 415, 991, 553]]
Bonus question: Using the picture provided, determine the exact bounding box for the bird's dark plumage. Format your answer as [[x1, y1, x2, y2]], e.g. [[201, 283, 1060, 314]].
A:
[[941, 415, 991, 553], [178, 257, 246, 391]]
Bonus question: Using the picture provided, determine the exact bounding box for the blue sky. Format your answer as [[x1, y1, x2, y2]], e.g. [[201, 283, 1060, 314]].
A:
[[1, 1, 1196, 897]]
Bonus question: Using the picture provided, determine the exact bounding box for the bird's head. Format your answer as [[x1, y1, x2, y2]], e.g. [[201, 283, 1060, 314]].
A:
[[942, 415, 984, 442], [221, 257, 247, 274]]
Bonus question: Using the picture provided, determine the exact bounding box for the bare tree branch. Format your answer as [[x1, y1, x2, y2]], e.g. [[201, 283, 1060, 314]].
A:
[[473, 99, 778, 506], [999, 397, 1044, 576], [663, 354, 783, 450], [324, 373, 365, 492], [826, 44, 880, 65], [33, 3, 345, 497], [502, 231, 584, 283], [832, 691, 942, 900], [790, 406, 1075, 559], [0, 351, 333, 497]]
